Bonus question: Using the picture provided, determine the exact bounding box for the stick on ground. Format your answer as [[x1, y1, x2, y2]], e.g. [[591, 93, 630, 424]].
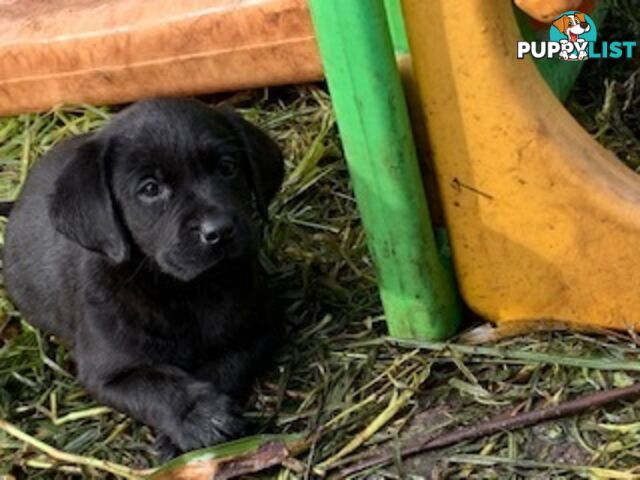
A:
[[339, 382, 640, 477]]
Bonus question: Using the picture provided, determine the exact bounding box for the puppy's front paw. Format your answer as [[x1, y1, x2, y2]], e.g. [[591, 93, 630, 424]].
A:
[[171, 395, 246, 452], [154, 433, 180, 462]]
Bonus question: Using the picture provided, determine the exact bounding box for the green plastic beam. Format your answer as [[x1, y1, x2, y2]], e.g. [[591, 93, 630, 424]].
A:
[[383, 0, 409, 53], [308, 0, 461, 340]]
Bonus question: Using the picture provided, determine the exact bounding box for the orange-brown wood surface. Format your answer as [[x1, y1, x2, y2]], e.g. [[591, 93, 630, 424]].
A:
[[0, 0, 323, 115]]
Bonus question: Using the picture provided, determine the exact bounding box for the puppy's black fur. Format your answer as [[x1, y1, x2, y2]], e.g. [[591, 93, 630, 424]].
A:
[[3, 98, 284, 457]]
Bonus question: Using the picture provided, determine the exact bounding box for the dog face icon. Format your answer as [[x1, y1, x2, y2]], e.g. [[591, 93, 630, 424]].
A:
[[553, 12, 591, 42], [552, 12, 592, 61]]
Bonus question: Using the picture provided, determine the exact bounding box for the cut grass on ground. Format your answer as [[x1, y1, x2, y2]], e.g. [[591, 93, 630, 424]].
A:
[[1, 4, 640, 478]]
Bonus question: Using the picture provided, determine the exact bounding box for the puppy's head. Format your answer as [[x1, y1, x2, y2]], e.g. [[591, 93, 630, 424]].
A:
[[50, 98, 284, 281]]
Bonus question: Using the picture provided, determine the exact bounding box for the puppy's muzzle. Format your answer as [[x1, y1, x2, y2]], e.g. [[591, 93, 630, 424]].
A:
[[196, 214, 236, 246]]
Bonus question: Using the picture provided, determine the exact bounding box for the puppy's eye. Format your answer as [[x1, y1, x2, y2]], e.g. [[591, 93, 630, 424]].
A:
[[218, 156, 238, 178], [138, 179, 161, 199]]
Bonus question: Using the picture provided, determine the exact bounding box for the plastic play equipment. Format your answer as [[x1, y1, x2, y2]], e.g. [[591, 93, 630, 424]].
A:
[[3, 0, 638, 340], [514, 0, 585, 22], [0, 0, 417, 116], [308, 0, 461, 340], [402, 0, 640, 338], [0, 0, 322, 115]]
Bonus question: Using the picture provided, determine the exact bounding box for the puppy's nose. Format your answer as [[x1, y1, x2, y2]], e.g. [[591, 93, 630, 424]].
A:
[[580, 22, 589, 29], [199, 217, 235, 245]]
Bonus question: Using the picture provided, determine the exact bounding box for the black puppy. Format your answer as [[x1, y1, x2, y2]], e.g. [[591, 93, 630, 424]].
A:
[[3, 98, 284, 457]]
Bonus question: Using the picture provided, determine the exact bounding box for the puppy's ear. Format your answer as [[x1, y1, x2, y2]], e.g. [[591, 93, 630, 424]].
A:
[[50, 135, 129, 263], [226, 111, 284, 219], [552, 15, 568, 32]]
